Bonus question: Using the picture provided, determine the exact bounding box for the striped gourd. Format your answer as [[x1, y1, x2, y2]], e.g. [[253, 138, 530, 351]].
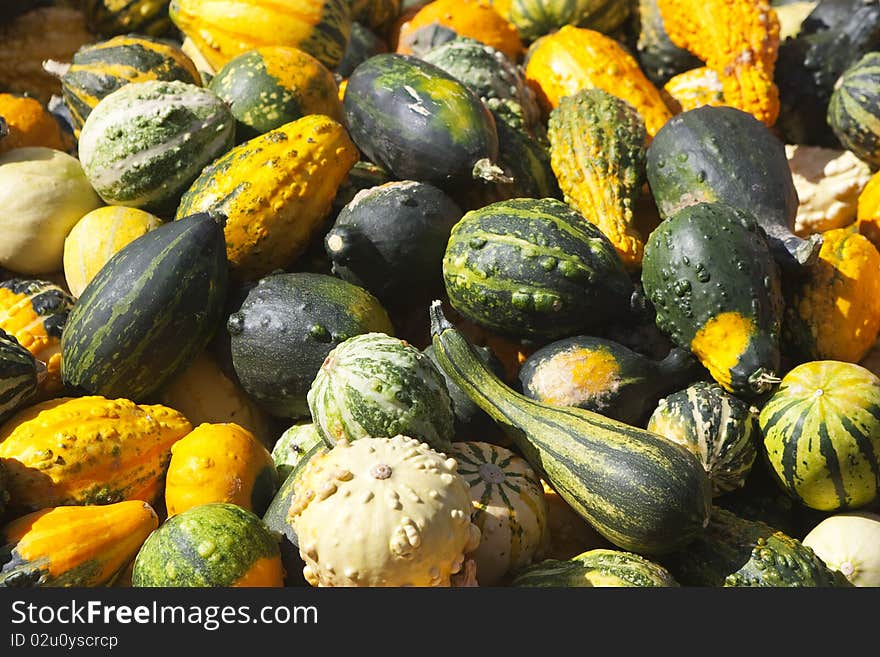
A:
[[548, 88, 648, 270], [511, 548, 679, 587], [307, 333, 455, 452], [208, 46, 343, 142], [61, 213, 228, 402], [508, 0, 633, 42], [449, 441, 549, 586], [0, 278, 74, 396], [647, 381, 759, 497], [430, 302, 713, 555], [169, 0, 353, 71], [175, 115, 358, 283], [62, 206, 164, 299], [84, 0, 175, 38], [828, 52, 880, 167], [77, 80, 235, 215], [54, 34, 200, 135], [662, 67, 725, 113], [272, 422, 323, 482], [759, 360, 880, 512], [0, 396, 192, 514], [442, 197, 635, 341], [0, 329, 44, 425]]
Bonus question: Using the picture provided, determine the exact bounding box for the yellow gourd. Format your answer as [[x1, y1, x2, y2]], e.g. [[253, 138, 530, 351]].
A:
[[662, 67, 725, 114]]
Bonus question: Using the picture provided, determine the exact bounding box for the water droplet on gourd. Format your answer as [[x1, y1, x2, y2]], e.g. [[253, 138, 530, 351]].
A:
[[310, 324, 331, 341], [674, 279, 691, 296], [227, 313, 244, 335], [469, 237, 487, 249], [695, 264, 710, 282]]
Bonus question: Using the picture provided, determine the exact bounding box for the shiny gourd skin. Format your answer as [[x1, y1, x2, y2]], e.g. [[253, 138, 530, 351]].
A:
[[508, 0, 633, 43], [0, 501, 158, 587], [511, 548, 679, 587], [84, 0, 175, 38], [0, 328, 44, 425], [828, 51, 880, 168]]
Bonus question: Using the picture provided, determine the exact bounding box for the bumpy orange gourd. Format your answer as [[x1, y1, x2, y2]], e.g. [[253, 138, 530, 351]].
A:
[[857, 171, 880, 250], [656, 0, 780, 126], [0, 501, 158, 587], [164, 423, 278, 517], [0, 396, 192, 514], [662, 67, 725, 114], [524, 26, 672, 136], [397, 0, 524, 61], [0, 94, 67, 153], [784, 228, 880, 364]]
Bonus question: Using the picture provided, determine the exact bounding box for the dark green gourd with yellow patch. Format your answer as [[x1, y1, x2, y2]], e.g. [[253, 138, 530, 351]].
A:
[[641, 202, 784, 399], [430, 302, 712, 555]]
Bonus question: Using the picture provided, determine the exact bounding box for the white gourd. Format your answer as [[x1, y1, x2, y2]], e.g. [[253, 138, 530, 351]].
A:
[[802, 511, 880, 587]]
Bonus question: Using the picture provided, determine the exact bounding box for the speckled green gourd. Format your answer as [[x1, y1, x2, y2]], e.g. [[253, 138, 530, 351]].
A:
[[828, 52, 880, 167], [271, 422, 324, 482], [132, 502, 283, 587], [661, 508, 852, 587], [307, 332, 455, 452], [77, 80, 235, 215], [511, 548, 679, 587], [0, 329, 43, 425], [647, 381, 760, 496], [641, 202, 784, 399], [442, 197, 634, 341]]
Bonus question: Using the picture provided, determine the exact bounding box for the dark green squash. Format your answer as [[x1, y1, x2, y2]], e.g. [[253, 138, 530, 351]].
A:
[[227, 272, 394, 419], [430, 302, 713, 555], [828, 51, 880, 167], [442, 197, 636, 341], [342, 53, 506, 189], [640, 202, 784, 400], [635, 0, 702, 86], [330, 160, 393, 217], [646, 105, 822, 271], [0, 328, 43, 425], [508, 0, 633, 43], [335, 21, 388, 78], [61, 212, 228, 403], [519, 336, 703, 427]]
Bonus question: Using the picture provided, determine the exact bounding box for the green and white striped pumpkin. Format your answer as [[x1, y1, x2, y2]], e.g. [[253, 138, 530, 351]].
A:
[[647, 381, 760, 497], [449, 441, 549, 586], [271, 422, 324, 482], [759, 360, 880, 512], [77, 80, 235, 216], [307, 333, 455, 452], [828, 52, 880, 168], [511, 548, 679, 587], [0, 329, 44, 425]]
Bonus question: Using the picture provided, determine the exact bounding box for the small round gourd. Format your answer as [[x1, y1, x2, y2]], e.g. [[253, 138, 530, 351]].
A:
[[63, 206, 163, 298], [164, 423, 279, 517], [272, 422, 324, 481], [647, 381, 760, 497], [132, 502, 284, 587], [449, 441, 549, 585], [828, 52, 880, 167], [802, 511, 880, 587], [289, 435, 482, 587], [307, 332, 455, 451], [510, 549, 679, 587], [759, 360, 880, 511]]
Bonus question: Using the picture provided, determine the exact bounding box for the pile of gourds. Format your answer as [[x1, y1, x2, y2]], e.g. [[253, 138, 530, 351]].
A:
[[1, 0, 880, 589]]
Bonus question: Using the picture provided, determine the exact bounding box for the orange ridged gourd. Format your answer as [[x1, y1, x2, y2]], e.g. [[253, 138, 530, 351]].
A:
[[857, 171, 880, 250], [524, 26, 672, 137], [656, 0, 781, 126], [0, 396, 192, 514]]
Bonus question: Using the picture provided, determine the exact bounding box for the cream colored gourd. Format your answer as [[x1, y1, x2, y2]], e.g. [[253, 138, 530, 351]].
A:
[[0, 148, 102, 275], [289, 435, 482, 587], [786, 144, 872, 237], [802, 511, 880, 587], [449, 441, 549, 586]]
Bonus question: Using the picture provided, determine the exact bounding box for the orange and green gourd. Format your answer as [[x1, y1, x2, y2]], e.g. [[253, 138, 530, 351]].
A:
[[655, 0, 781, 126], [0, 94, 67, 153]]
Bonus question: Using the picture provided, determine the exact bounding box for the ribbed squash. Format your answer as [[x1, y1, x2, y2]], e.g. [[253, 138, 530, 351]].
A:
[[396, 0, 524, 61], [507, 0, 632, 42], [0, 94, 67, 153], [511, 549, 679, 587], [783, 228, 880, 364], [84, 0, 175, 38], [662, 67, 725, 114], [449, 441, 549, 586], [0, 501, 158, 587], [524, 26, 672, 137], [0, 396, 192, 514], [176, 115, 358, 282], [62, 206, 164, 299], [759, 360, 880, 512], [547, 88, 648, 270], [858, 169, 880, 250], [828, 52, 880, 168], [0, 329, 44, 426], [655, 0, 781, 126], [53, 34, 201, 135], [165, 423, 278, 518], [169, 0, 353, 71], [0, 278, 74, 397]]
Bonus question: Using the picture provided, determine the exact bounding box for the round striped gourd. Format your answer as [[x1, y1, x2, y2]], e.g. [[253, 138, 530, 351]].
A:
[[84, 0, 175, 38], [442, 197, 634, 341], [169, 0, 353, 71], [0, 93, 67, 153], [272, 422, 323, 481], [0, 278, 74, 396], [132, 502, 284, 587], [511, 549, 679, 587], [759, 360, 880, 511], [208, 46, 343, 142], [647, 381, 760, 497], [508, 0, 632, 42], [828, 52, 880, 167], [62, 206, 164, 299], [56, 34, 201, 134], [77, 80, 235, 215], [0, 328, 44, 425], [449, 441, 549, 586], [307, 332, 455, 452]]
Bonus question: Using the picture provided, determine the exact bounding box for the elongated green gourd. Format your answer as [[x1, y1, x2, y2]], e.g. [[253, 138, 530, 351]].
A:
[[429, 302, 712, 555]]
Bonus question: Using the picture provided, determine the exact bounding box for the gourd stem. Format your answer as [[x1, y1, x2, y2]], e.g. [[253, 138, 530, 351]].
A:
[[42, 59, 70, 79], [472, 158, 514, 184]]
